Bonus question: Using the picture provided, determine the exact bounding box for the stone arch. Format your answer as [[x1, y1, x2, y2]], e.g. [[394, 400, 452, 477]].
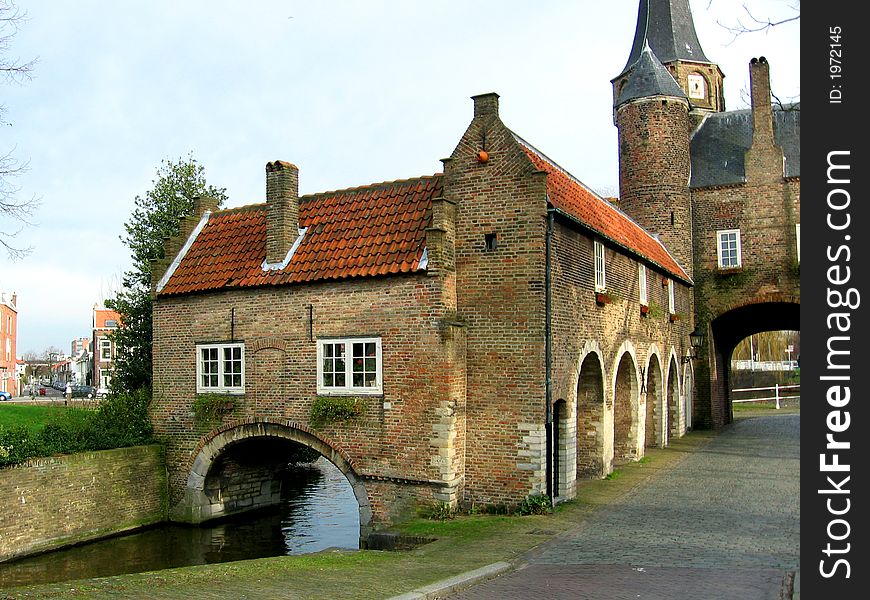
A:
[[575, 343, 607, 478], [666, 355, 682, 441], [643, 347, 665, 448], [682, 362, 694, 431], [612, 342, 641, 464], [172, 419, 372, 537], [706, 296, 800, 427], [551, 398, 574, 500]]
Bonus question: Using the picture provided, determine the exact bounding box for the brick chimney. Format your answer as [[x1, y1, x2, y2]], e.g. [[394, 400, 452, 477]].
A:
[[265, 160, 300, 265], [744, 57, 784, 182]]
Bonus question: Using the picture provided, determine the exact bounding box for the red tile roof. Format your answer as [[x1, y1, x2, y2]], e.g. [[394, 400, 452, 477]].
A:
[[94, 309, 121, 329], [515, 134, 692, 284], [158, 175, 442, 296]]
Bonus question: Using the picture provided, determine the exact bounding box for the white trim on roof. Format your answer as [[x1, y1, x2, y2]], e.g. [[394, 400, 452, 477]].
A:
[[156, 211, 212, 293], [261, 227, 308, 272]]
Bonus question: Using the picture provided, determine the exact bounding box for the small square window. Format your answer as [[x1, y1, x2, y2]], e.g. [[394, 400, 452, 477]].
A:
[[716, 229, 742, 269], [318, 337, 382, 395], [484, 233, 498, 252], [196, 342, 245, 394]]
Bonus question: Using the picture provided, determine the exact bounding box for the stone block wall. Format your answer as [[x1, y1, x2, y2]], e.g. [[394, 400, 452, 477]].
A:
[[0, 445, 167, 562]]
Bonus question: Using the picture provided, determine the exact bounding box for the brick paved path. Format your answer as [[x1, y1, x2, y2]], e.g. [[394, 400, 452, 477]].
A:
[[448, 414, 800, 599]]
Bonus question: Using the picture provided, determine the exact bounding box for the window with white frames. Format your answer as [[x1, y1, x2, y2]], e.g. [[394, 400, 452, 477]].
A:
[[100, 338, 112, 361], [668, 279, 675, 314], [317, 337, 382, 395], [638, 263, 648, 306], [795, 224, 800, 263], [594, 240, 606, 292], [196, 342, 245, 394], [716, 229, 742, 269]]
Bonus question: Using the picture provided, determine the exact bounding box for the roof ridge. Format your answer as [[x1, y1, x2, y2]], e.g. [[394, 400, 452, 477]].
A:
[[513, 130, 691, 283], [301, 173, 443, 202]]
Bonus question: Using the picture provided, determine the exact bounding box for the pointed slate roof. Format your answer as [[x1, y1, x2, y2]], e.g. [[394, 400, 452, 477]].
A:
[[515, 134, 692, 285], [690, 105, 801, 187], [618, 0, 712, 77], [615, 41, 687, 108], [157, 175, 441, 296]]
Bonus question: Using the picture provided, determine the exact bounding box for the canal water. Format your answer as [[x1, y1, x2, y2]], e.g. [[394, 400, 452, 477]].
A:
[[0, 457, 360, 589]]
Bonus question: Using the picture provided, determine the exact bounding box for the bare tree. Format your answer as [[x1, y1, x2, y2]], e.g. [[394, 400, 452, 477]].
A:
[[1, 1, 38, 260], [712, 1, 800, 43]]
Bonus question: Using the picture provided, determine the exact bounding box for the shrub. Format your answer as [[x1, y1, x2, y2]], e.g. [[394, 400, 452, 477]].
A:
[[515, 494, 552, 516], [0, 388, 155, 467], [192, 393, 237, 424], [309, 396, 365, 428]]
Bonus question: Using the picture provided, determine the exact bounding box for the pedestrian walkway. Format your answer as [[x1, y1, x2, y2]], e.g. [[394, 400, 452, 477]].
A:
[[444, 414, 800, 599]]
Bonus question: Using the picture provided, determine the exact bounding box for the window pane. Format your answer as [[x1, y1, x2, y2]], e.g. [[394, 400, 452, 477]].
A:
[[336, 372, 345, 387], [365, 372, 377, 387], [353, 372, 363, 387]]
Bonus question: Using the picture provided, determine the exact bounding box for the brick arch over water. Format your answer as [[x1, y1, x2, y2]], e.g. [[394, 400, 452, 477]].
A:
[[171, 419, 372, 534]]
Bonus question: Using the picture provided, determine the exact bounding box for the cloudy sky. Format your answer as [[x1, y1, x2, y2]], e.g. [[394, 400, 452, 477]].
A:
[[2, 0, 799, 355]]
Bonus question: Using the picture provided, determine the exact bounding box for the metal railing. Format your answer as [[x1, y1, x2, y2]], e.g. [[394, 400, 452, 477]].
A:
[[732, 383, 800, 409]]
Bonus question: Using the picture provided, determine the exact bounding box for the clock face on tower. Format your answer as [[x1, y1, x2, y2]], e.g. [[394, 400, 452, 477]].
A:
[[687, 74, 706, 100]]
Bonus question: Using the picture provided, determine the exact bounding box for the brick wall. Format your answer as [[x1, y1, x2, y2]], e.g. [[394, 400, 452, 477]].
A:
[[444, 93, 550, 505], [152, 272, 465, 523], [549, 218, 693, 482], [0, 445, 167, 562], [691, 177, 800, 427]]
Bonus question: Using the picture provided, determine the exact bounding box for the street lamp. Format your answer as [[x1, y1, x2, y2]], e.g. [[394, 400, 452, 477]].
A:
[[681, 325, 706, 364]]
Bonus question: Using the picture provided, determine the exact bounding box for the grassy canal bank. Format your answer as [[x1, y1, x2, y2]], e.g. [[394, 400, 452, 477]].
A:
[[0, 423, 735, 600]]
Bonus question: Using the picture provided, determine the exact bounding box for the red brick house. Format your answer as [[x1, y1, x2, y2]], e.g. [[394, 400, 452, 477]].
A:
[[92, 306, 121, 389], [150, 0, 797, 527], [0, 291, 17, 397]]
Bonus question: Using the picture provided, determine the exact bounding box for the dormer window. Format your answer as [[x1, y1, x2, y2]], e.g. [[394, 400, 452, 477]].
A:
[[687, 73, 707, 100]]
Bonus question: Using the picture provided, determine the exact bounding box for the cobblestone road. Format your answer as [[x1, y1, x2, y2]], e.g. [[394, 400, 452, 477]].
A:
[[448, 414, 800, 599]]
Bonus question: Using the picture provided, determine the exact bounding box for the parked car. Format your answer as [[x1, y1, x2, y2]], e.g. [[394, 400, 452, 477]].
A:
[[71, 385, 95, 399], [95, 387, 109, 399], [0, 390, 12, 401]]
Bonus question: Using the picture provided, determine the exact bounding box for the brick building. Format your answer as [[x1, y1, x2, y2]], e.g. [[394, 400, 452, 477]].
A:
[[92, 306, 120, 389], [150, 0, 798, 527], [0, 291, 17, 397]]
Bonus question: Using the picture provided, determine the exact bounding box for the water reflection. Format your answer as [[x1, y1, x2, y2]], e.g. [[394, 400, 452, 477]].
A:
[[0, 457, 359, 588]]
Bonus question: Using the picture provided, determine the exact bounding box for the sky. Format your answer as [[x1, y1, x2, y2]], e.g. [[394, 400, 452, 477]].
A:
[[1, 0, 800, 356]]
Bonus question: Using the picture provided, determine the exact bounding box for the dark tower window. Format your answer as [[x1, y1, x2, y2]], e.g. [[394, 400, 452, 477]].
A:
[[484, 233, 498, 252]]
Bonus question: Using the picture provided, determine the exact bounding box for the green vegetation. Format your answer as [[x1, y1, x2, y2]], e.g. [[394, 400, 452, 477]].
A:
[[192, 393, 237, 423], [106, 155, 227, 395], [309, 396, 366, 428], [0, 390, 155, 467]]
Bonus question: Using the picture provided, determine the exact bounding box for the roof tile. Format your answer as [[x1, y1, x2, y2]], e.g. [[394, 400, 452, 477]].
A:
[[159, 175, 442, 296], [515, 134, 691, 284]]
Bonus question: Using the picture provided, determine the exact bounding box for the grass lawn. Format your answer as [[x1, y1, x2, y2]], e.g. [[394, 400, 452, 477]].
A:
[[0, 404, 92, 434]]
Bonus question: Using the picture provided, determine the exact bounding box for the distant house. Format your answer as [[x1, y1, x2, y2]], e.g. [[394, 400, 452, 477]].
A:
[[0, 291, 18, 397], [92, 306, 120, 389]]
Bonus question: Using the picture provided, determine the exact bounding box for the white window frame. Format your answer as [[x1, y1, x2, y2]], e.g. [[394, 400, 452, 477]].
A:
[[100, 368, 112, 389], [317, 337, 383, 395], [196, 342, 245, 394], [100, 338, 112, 361], [638, 263, 648, 306], [795, 224, 800, 263], [667, 279, 676, 315], [716, 229, 742, 269], [594, 240, 606, 292]]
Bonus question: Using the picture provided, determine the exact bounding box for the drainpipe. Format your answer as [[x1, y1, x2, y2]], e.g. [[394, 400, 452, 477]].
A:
[[544, 207, 555, 501]]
